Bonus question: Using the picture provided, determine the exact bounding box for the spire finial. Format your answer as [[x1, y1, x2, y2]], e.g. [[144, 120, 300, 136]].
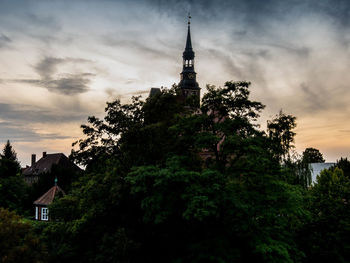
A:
[[185, 13, 193, 51]]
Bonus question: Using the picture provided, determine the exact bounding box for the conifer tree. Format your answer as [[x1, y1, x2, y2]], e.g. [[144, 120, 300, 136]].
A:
[[1, 140, 18, 162]]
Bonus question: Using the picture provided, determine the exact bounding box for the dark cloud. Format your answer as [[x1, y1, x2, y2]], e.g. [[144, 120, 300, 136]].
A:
[[4, 56, 96, 95], [43, 74, 93, 95], [0, 122, 70, 142], [148, 0, 350, 18], [7, 74, 94, 95], [0, 103, 86, 123], [34, 57, 64, 79], [0, 33, 11, 48], [34, 57, 91, 78]]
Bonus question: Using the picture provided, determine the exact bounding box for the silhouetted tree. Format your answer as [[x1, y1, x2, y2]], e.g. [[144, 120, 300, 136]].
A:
[[267, 111, 296, 163], [334, 157, 350, 178], [45, 82, 307, 263], [0, 141, 27, 212], [302, 147, 325, 163], [1, 140, 17, 161]]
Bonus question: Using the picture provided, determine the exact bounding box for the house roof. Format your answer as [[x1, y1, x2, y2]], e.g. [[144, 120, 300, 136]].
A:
[[23, 153, 81, 176], [33, 185, 65, 206]]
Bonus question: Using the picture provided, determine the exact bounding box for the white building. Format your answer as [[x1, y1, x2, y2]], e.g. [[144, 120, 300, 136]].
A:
[[309, 163, 336, 184]]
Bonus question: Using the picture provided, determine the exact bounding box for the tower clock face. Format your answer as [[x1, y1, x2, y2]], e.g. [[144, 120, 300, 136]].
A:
[[188, 73, 195, 79]]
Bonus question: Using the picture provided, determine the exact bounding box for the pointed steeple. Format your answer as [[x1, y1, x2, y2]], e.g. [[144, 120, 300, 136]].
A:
[[183, 14, 194, 60], [185, 16, 192, 51], [178, 14, 200, 107]]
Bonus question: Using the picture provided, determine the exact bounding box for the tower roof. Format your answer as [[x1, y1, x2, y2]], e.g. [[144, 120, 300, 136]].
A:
[[183, 14, 194, 59], [185, 22, 192, 51], [33, 185, 65, 206]]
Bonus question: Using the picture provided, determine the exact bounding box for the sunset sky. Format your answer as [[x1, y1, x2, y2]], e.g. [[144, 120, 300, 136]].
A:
[[1, 0, 350, 165]]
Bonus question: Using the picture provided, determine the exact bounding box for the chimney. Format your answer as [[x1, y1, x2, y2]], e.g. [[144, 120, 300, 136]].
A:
[[31, 154, 36, 167], [42, 152, 47, 158]]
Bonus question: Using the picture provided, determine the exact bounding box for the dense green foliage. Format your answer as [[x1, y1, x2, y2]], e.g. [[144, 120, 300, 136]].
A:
[[301, 167, 350, 262], [0, 141, 28, 213], [2, 81, 350, 262], [0, 208, 46, 263], [44, 81, 308, 262]]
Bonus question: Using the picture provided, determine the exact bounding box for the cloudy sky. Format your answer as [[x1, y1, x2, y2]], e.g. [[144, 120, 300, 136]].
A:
[[1, 0, 350, 165]]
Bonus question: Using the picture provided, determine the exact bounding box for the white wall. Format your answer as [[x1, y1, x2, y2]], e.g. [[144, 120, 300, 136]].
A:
[[309, 163, 336, 184]]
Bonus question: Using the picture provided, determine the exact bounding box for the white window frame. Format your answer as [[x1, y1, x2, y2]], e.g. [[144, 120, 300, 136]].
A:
[[41, 207, 49, 221], [35, 207, 38, 220]]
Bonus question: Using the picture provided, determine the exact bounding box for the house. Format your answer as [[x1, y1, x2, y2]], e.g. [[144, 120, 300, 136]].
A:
[[309, 162, 336, 184], [34, 181, 65, 221], [23, 152, 81, 185]]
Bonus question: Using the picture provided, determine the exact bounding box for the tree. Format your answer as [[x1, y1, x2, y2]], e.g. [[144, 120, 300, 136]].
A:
[[267, 111, 297, 163], [45, 81, 306, 262], [301, 167, 350, 262], [334, 157, 350, 178], [71, 88, 186, 171], [172, 81, 266, 171], [0, 140, 21, 179], [302, 147, 325, 163], [2, 140, 18, 161], [283, 155, 312, 189], [0, 141, 27, 213], [0, 208, 46, 263]]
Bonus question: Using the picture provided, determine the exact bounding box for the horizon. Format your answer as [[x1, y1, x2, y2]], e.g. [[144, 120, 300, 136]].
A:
[[1, 0, 350, 165]]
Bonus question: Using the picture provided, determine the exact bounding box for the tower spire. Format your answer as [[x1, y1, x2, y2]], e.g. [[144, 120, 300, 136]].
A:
[[178, 14, 200, 107], [185, 13, 193, 51]]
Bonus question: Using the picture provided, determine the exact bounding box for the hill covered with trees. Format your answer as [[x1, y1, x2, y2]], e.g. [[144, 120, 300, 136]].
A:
[[1, 81, 350, 262]]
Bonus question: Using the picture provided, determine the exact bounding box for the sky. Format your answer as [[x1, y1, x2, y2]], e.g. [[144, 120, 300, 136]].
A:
[[1, 0, 350, 165]]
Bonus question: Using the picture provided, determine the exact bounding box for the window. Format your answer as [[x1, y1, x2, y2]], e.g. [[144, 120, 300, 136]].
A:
[[184, 60, 194, 67], [35, 207, 38, 220], [41, 207, 48, 221]]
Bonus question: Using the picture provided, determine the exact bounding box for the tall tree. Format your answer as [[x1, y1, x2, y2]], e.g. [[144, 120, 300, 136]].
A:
[[302, 147, 325, 163], [0, 140, 27, 212], [0, 140, 20, 178], [1, 140, 18, 161], [267, 111, 297, 163]]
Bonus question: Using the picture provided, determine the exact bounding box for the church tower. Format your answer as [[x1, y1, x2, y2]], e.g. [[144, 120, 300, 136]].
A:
[[178, 15, 200, 106]]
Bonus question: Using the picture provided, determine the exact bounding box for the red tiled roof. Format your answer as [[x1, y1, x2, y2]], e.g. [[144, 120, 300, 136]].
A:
[[23, 153, 81, 176], [33, 185, 65, 206]]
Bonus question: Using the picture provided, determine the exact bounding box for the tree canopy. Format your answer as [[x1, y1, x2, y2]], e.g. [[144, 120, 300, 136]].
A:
[[0, 141, 27, 212], [302, 147, 325, 163], [2, 140, 18, 161], [0, 208, 46, 263], [42, 81, 312, 263], [2, 81, 349, 263]]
